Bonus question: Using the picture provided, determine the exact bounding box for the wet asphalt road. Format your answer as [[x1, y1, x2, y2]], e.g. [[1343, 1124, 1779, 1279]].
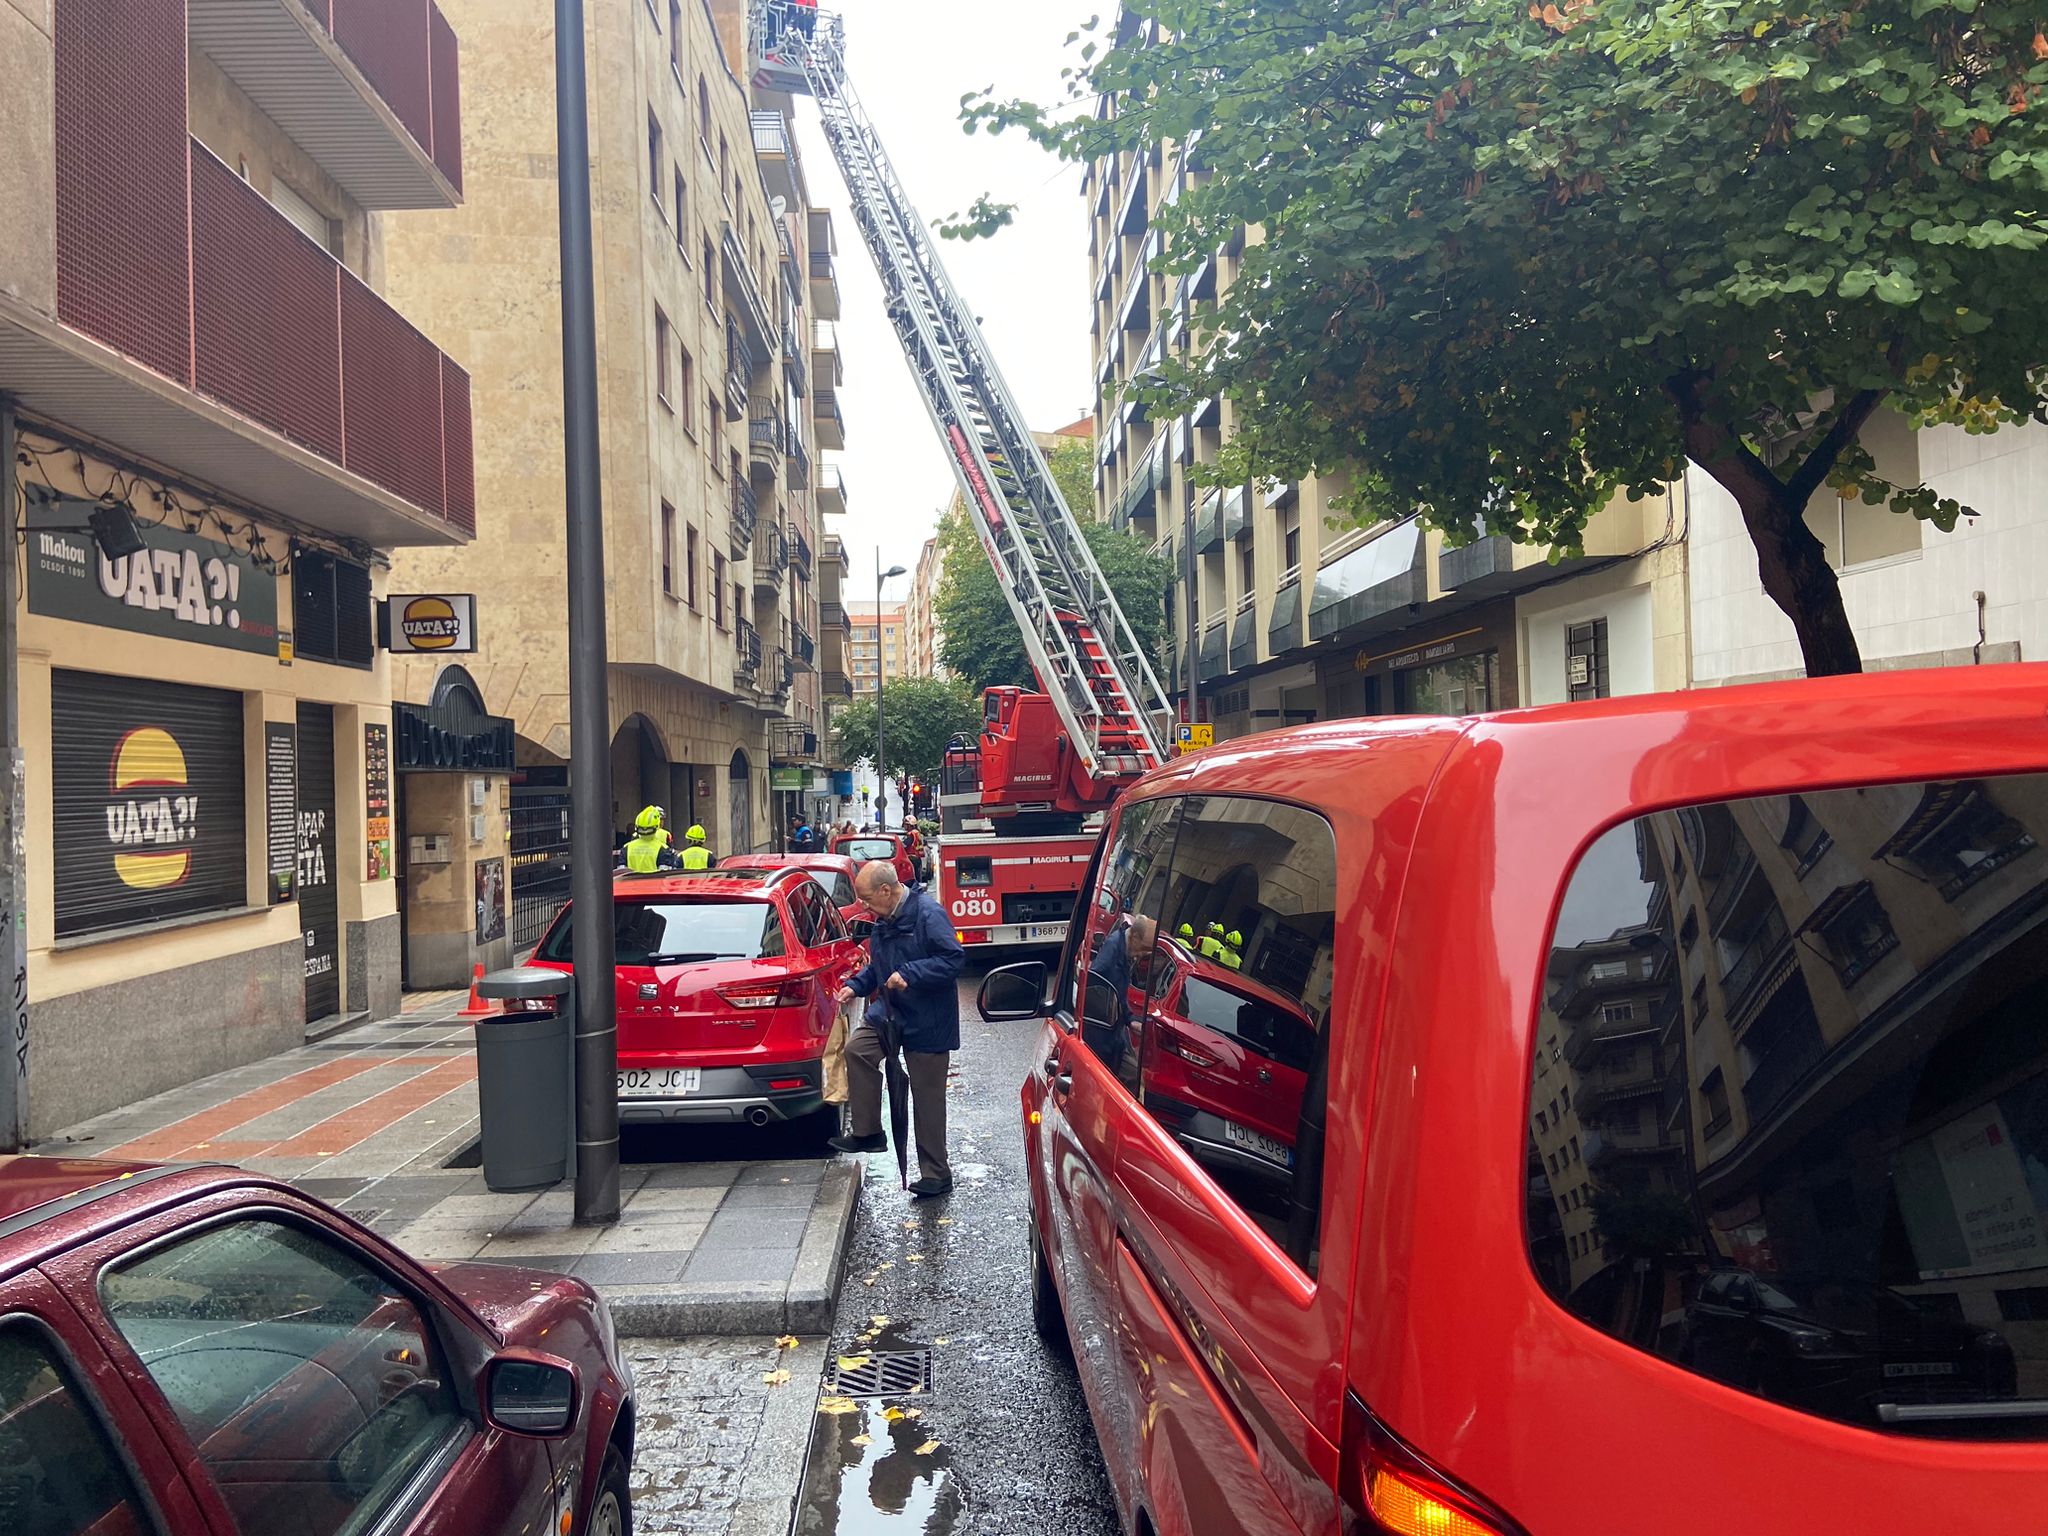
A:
[[792, 966, 1120, 1536]]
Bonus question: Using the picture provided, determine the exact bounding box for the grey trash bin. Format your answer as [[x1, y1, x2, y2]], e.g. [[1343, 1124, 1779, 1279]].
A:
[[473, 966, 576, 1193]]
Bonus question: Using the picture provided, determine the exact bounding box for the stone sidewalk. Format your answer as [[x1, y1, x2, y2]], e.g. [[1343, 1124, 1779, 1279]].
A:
[[37, 991, 859, 1336]]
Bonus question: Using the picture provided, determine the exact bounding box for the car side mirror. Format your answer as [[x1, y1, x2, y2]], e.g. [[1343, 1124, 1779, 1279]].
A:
[[979, 961, 1048, 1022], [484, 1356, 578, 1437]]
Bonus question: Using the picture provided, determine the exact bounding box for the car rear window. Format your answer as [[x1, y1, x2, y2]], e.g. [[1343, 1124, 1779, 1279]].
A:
[[1527, 775, 2048, 1439], [539, 899, 786, 966], [839, 838, 898, 863]]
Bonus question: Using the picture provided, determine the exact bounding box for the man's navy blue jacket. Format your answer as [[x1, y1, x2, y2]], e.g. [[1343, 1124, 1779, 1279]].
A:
[[846, 884, 966, 1053]]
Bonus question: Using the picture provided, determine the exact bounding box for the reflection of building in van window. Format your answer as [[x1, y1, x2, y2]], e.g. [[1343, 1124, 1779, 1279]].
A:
[[1529, 775, 2048, 1436]]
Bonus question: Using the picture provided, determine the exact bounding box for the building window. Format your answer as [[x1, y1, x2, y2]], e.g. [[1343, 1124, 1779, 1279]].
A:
[[1238, 544, 1254, 596], [293, 548, 374, 666], [1801, 882, 1899, 986], [703, 238, 717, 305], [1566, 616, 1609, 702], [714, 552, 728, 627], [661, 502, 676, 596], [654, 307, 672, 407], [270, 178, 342, 257], [668, 0, 682, 72], [1599, 1001, 1636, 1025], [1283, 517, 1301, 573], [679, 347, 696, 434], [648, 111, 664, 216], [674, 165, 689, 248], [1803, 407, 1923, 569], [719, 132, 730, 199], [1698, 1067, 1731, 1139], [1779, 796, 1834, 878], [733, 582, 745, 629], [698, 75, 712, 145], [1877, 781, 2040, 901], [686, 524, 700, 609]]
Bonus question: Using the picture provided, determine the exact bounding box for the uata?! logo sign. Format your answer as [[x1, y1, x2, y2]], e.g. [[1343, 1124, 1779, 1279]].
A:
[[105, 727, 200, 890], [400, 596, 461, 650]]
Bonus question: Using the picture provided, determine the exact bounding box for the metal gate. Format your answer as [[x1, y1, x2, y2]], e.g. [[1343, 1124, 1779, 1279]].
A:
[[510, 767, 572, 952], [296, 703, 340, 1022], [728, 756, 753, 857]]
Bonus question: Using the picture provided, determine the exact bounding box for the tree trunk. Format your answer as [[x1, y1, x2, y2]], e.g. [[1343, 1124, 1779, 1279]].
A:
[[1675, 400, 1865, 678]]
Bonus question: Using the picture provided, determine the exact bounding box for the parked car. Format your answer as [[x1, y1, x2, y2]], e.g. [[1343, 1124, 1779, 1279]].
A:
[[982, 666, 2048, 1536], [720, 851, 866, 931], [0, 1155, 632, 1536], [831, 831, 918, 887], [532, 867, 863, 1127]]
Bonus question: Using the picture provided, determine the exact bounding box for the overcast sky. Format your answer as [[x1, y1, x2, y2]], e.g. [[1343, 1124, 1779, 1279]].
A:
[[786, 0, 1094, 608]]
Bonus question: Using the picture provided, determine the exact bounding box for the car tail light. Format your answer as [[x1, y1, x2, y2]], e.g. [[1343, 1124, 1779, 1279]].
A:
[[958, 929, 991, 944], [767, 1076, 809, 1091], [1342, 1396, 1524, 1536], [716, 974, 814, 1010], [1154, 1021, 1219, 1070]]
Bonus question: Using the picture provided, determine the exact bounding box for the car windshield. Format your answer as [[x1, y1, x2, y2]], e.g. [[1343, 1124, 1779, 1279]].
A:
[[839, 839, 898, 862], [538, 900, 782, 966], [1753, 1276, 1931, 1327]]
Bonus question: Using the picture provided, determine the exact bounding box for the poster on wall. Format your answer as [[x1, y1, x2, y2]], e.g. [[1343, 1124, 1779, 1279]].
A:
[[264, 722, 297, 905], [50, 671, 248, 938], [475, 858, 506, 945], [365, 724, 393, 881], [24, 486, 279, 655]]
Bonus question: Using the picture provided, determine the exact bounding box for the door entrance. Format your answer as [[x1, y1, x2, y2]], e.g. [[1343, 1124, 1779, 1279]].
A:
[[297, 703, 340, 1022], [728, 750, 752, 857]]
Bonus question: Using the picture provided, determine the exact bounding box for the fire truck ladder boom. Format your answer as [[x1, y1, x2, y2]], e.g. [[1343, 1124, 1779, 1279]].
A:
[[791, 16, 1170, 783]]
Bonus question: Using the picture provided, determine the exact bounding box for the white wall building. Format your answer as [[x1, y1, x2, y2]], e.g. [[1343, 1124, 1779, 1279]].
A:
[[1689, 415, 2043, 684]]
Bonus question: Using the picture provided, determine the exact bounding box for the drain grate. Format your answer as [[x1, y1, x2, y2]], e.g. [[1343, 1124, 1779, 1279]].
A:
[[827, 1350, 933, 1399]]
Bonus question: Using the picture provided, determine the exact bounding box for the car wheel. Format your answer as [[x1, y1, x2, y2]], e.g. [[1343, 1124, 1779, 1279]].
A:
[[1030, 1216, 1070, 1353], [587, 1446, 632, 1536]]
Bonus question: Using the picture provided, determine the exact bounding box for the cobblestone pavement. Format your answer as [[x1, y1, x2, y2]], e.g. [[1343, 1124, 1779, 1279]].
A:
[[626, 1335, 829, 1535]]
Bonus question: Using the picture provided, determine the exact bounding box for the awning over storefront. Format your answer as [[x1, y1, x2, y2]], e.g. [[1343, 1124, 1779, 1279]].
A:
[[1309, 520, 1424, 642], [1267, 579, 1303, 655]]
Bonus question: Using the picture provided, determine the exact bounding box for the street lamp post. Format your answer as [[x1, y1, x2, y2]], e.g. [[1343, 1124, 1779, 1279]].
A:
[[875, 555, 905, 830], [554, 0, 619, 1226]]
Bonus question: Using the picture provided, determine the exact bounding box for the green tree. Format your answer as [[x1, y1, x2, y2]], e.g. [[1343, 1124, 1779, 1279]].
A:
[[830, 676, 984, 782], [935, 436, 1175, 692], [964, 1, 2048, 675]]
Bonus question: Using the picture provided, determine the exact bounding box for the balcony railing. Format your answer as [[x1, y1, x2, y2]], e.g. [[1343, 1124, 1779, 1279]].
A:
[[749, 407, 786, 478], [730, 479, 757, 555], [789, 525, 813, 575], [787, 431, 812, 489], [817, 463, 848, 516], [793, 624, 817, 667], [726, 318, 755, 417], [754, 522, 789, 586], [721, 221, 777, 354], [813, 389, 844, 449], [736, 617, 762, 677], [44, 137, 476, 541]]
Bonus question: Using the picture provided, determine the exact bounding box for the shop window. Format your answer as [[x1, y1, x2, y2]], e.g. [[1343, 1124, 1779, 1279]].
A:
[[1566, 616, 1609, 702], [1802, 407, 1923, 569], [292, 548, 373, 666], [1395, 650, 1499, 715]]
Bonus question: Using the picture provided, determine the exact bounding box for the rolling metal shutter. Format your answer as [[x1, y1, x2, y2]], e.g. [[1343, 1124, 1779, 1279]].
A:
[[52, 671, 247, 938]]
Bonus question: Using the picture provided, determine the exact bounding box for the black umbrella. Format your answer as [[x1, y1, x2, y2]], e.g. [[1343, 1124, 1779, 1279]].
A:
[[873, 992, 912, 1190]]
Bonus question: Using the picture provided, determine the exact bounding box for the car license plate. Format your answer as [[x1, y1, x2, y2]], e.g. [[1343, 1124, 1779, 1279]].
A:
[[616, 1068, 700, 1098], [1882, 1361, 1958, 1379], [1023, 924, 1065, 942], [1223, 1120, 1294, 1167]]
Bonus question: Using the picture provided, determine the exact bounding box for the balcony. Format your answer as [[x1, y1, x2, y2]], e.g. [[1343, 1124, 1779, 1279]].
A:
[[787, 431, 812, 489], [1584, 1122, 1667, 1167], [824, 669, 855, 699], [813, 322, 842, 389], [722, 222, 778, 357], [1267, 573, 1304, 655], [729, 479, 757, 556], [807, 210, 841, 321], [813, 389, 845, 451], [792, 624, 817, 668], [1198, 621, 1228, 683], [817, 463, 848, 517], [735, 617, 763, 679], [1575, 1059, 1663, 1118], [789, 524, 814, 576], [1118, 163, 1149, 239], [751, 110, 805, 207], [187, 0, 462, 208], [782, 313, 807, 397], [1229, 598, 1258, 673], [773, 648, 796, 698], [10, 123, 473, 548], [725, 319, 756, 420], [1119, 269, 1153, 335], [1193, 486, 1246, 554], [754, 522, 789, 589], [1115, 440, 1166, 529], [749, 405, 785, 481], [1563, 1007, 1658, 1070]]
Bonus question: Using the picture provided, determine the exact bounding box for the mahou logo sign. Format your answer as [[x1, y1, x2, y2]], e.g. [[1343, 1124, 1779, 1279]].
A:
[[105, 727, 200, 890]]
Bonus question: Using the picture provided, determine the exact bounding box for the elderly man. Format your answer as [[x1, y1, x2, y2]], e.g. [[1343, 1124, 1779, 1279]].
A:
[[1084, 912, 1155, 1072], [832, 860, 965, 1196]]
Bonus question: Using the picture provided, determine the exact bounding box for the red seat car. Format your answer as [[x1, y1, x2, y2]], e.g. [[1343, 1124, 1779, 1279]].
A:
[[0, 1155, 632, 1536], [533, 867, 862, 1128], [720, 851, 866, 931], [983, 666, 2048, 1536], [831, 831, 918, 887]]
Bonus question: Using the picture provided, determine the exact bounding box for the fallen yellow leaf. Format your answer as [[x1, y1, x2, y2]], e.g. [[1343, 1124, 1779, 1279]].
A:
[[935, 1337, 951, 1346], [906, 1253, 924, 1262], [851, 1433, 872, 1446], [881, 1406, 907, 1422], [775, 1335, 799, 1351], [936, 1217, 953, 1226], [761, 1369, 791, 1387], [869, 1315, 889, 1328], [863, 1276, 877, 1286], [817, 1396, 860, 1416], [914, 1439, 941, 1456], [836, 1354, 872, 1373]]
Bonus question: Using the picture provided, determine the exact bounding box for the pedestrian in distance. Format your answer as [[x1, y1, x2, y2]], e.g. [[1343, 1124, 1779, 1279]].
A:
[[618, 807, 681, 873], [832, 860, 965, 1197], [679, 824, 713, 870]]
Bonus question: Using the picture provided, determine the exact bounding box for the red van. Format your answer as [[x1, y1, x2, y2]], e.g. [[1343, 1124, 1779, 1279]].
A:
[[983, 666, 2048, 1536]]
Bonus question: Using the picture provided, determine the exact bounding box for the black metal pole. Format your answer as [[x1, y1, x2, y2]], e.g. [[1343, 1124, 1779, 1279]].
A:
[[556, 0, 619, 1226], [1182, 487, 1199, 733], [873, 549, 885, 831]]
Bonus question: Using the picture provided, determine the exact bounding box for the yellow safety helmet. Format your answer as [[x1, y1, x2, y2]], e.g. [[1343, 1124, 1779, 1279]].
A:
[[686, 824, 707, 844], [1207, 921, 1226, 937], [635, 806, 664, 833], [1177, 923, 1194, 941], [1226, 930, 1244, 948]]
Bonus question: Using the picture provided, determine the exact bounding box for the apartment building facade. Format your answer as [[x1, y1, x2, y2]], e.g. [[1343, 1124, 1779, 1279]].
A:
[[848, 603, 904, 698], [1086, 14, 1689, 744], [1, 0, 473, 1136], [905, 534, 943, 679], [379, 0, 846, 956]]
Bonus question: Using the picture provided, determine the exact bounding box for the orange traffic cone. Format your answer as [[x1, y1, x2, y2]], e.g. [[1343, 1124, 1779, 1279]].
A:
[[458, 964, 496, 1019]]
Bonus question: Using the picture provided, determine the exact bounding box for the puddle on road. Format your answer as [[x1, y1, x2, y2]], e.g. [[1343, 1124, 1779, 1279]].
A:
[[794, 1320, 963, 1536]]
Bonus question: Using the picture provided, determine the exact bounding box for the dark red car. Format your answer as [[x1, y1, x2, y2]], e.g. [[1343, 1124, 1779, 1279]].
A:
[[983, 665, 2048, 1536], [533, 868, 862, 1128], [830, 832, 918, 887], [719, 852, 865, 930], [0, 1155, 632, 1536]]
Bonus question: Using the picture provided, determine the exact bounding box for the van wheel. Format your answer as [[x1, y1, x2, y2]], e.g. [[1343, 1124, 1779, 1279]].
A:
[[1030, 1220, 1070, 1352]]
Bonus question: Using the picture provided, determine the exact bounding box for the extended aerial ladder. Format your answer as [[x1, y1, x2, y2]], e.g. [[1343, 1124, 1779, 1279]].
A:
[[754, 3, 1173, 808]]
